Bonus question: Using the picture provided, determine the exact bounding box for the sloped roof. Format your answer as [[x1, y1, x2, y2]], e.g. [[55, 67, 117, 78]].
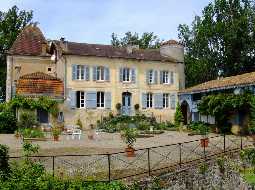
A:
[[20, 72, 61, 81], [179, 72, 255, 94], [59, 41, 177, 62], [8, 25, 48, 56], [16, 72, 64, 98]]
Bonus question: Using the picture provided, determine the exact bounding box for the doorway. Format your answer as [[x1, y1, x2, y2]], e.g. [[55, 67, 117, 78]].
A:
[[122, 92, 132, 116]]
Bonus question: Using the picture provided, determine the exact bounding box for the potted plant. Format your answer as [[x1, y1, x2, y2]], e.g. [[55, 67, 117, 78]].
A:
[[88, 124, 95, 140], [199, 124, 209, 148], [134, 104, 140, 115], [122, 128, 137, 157], [115, 103, 122, 115], [14, 130, 20, 139], [52, 126, 61, 141]]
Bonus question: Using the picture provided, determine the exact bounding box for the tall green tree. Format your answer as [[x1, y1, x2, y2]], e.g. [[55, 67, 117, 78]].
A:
[[0, 6, 33, 99], [178, 0, 255, 87], [111, 31, 162, 49]]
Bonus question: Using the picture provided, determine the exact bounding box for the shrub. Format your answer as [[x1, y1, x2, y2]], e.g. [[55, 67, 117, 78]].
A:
[[174, 103, 184, 127], [115, 103, 121, 110], [76, 118, 83, 130], [134, 104, 140, 110], [0, 110, 17, 133], [187, 121, 209, 135], [18, 112, 39, 129], [21, 128, 45, 138], [0, 144, 9, 178]]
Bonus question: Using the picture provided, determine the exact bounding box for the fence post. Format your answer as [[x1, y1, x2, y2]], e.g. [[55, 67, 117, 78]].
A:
[[179, 143, 182, 167], [203, 140, 206, 161], [52, 156, 55, 177], [147, 148, 151, 176], [241, 135, 243, 150], [223, 133, 226, 153], [107, 154, 111, 182]]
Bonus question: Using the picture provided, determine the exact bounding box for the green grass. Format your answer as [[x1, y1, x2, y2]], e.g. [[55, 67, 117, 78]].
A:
[[241, 168, 255, 185]]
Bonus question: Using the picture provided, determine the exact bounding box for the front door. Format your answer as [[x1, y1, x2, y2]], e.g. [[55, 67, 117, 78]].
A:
[[122, 92, 132, 116]]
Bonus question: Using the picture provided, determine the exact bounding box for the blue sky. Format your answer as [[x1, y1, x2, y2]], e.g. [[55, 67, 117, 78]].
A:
[[0, 0, 212, 44]]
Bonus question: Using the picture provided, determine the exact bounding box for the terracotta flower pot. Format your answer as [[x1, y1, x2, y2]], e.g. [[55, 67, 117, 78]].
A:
[[125, 147, 135, 157], [200, 138, 209, 148], [53, 135, 59, 141]]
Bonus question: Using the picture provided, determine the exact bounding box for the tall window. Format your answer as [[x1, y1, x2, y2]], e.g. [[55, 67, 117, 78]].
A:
[[162, 71, 169, 84], [77, 65, 85, 80], [170, 94, 176, 109], [97, 92, 105, 108], [96, 66, 105, 81], [76, 91, 85, 108], [149, 70, 154, 84], [146, 93, 153, 108], [123, 68, 131, 82], [163, 93, 169, 108]]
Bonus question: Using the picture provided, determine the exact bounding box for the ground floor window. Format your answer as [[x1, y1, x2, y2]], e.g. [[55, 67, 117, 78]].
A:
[[97, 91, 105, 108], [76, 91, 85, 108], [146, 93, 153, 108], [163, 93, 169, 108], [37, 109, 49, 123]]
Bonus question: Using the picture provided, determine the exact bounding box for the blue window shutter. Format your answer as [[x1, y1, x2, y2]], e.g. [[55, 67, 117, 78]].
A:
[[85, 66, 90, 81], [105, 67, 110, 81], [105, 92, 111, 109], [146, 70, 150, 84], [142, 93, 147, 109], [154, 93, 163, 109], [69, 90, 76, 109], [170, 94, 176, 109], [72, 65, 77, 80], [170, 71, 174, 84], [160, 71, 163, 84], [86, 92, 97, 109], [93, 67, 97, 81], [154, 70, 158, 84], [131, 68, 136, 83], [119, 68, 123, 82]]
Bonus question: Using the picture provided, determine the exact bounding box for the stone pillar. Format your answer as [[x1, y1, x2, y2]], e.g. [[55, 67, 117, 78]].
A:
[[6, 56, 13, 101]]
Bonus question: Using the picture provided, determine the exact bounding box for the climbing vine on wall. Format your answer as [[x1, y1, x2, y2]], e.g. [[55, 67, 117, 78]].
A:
[[2, 96, 60, 117], [198, 93, 253, 127]]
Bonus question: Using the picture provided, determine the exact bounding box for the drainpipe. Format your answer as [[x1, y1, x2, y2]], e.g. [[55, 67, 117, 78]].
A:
[[64, 56, 67, 99]]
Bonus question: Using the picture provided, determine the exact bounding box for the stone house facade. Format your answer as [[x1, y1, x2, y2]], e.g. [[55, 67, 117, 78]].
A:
[[6, 25, 185, 128]]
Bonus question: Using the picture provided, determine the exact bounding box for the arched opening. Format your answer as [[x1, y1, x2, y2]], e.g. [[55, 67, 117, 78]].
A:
[[181, 101, 191, 125]]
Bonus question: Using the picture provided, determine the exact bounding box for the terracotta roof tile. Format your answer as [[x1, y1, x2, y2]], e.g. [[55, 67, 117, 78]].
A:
[[179, 72, 255, 94], [17, 72, 64, 98], [19, 72, 61, 81], [8, 25, 48, 56]]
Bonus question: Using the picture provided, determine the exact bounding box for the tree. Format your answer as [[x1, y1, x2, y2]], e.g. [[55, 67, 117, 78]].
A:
[[178, 0, 255, 87], [0, 6, 33, 99], [111, 31, 163, 49]]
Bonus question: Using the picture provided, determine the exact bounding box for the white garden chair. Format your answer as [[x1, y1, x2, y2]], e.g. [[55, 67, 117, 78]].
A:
[[72, 129, 82, 140]]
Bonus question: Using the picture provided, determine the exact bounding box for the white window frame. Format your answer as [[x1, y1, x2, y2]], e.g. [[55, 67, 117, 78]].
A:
[[123, 68, 131, 82], [76, 65, 85, 80], [149, 70, 154, 84], [163, 93, 169, 108], [146, 93, 153, 108], [97, 91, 105, 108], [162, 71, 169, 84], [96, 66, 105, 81], [79, 91, 85, 108]]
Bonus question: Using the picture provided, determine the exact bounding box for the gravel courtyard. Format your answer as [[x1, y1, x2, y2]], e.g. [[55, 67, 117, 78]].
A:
[[0, 131, 206, 156], [0, 131, 252, 180]]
